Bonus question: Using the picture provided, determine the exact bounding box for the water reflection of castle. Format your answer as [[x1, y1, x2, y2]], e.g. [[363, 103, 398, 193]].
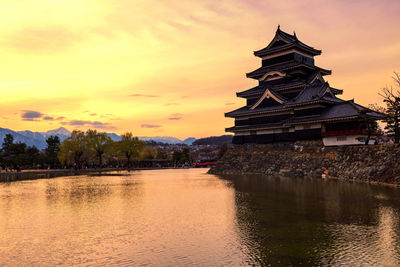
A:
[[225, 175, 400, 265], [226, 26, 383, 146]]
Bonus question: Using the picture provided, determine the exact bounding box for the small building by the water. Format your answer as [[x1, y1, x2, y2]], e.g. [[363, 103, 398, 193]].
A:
[[225, 26, 384, 146]]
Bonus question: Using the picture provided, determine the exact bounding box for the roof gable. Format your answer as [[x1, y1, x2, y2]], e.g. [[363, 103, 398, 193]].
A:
[[250, 89, 285, 110], [269, 39, 288, 48], [289, 83, 341, 104], [309, 71, 325, 85], [265, 31, 293, 50], [254, 26, 321, 58], [259, 71, 286, 82]]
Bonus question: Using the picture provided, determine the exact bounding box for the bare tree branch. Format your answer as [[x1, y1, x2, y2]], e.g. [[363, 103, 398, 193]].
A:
[[393, 72, 400, 88], [380, 72, 400, 143]]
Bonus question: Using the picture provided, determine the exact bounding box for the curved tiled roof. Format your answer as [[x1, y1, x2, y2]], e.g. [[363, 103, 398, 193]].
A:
[[226, 83, 346, 118], [246, 60, 331, 79], [254, 28, 321, 57], [237, 81, 305, 98], [226, 100, 385, 132]]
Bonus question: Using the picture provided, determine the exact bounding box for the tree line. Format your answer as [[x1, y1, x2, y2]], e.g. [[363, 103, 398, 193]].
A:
[[0, 134, 60, 171], [0, 130, 165, 170]]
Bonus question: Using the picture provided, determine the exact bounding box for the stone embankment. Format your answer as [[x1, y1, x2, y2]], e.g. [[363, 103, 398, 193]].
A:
[[209, 141, 400, 185]]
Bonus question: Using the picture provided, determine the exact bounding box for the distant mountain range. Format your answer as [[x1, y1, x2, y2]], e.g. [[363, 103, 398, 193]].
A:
[[193, 135, 233, 146], [0, 127, 71, 150], [139, 136, 196, 145], [0, 127, 198, 149]]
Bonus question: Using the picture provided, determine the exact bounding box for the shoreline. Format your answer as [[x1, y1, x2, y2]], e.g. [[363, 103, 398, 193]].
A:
[[0, 167, 179, 183], [209, 142, 400, 186], [213, 170, 400, 188], [325, 175, 400, 188]]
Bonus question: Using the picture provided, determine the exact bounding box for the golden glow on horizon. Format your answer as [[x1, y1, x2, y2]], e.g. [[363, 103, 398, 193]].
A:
[[0, 0, 399, 138]]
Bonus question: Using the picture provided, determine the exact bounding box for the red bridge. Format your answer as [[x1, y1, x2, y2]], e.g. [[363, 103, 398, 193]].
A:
[[192, 161, 217, 168]]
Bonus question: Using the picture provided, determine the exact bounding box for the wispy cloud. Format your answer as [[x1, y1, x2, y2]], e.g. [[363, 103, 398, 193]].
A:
[[20, 110, 66, 122], [21, 110, 43, 121], [43, 116, 65, 121], [130, 93, 159, 98], [164, 102, 179, 106], [61, 120, 116, 130], [168, 113, 183, 120], [225, 102, 235, 105], [141, 124, 161, 128]]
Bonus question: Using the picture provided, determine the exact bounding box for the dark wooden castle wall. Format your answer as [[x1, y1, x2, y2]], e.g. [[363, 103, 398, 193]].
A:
[[232, 128, 321, 145]]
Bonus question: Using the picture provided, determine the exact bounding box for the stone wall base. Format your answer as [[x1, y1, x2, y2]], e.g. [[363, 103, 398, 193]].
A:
[[209, 141, 400, 185]]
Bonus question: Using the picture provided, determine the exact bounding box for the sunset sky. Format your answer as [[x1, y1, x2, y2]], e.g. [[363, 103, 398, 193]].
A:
[[0, 0, 399, 139]]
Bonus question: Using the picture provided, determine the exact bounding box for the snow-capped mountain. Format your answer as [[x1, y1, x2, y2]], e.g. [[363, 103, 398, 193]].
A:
[[138, 136, 185, 144], [138, 136, 197, 145], [0, 127, 72, 149], [106, 133, 122, 142], [0, 127, 46, 148], [0, 127, 197, 149], [41, 127, 71, 140]]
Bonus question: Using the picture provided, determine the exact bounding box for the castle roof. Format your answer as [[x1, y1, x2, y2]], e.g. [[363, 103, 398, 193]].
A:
[[246, 61, 331, 79], [226, 101, 384, 132], [237, 81, 304, 98], [254, 26, 321, 57], [237, 79, 342, 98]]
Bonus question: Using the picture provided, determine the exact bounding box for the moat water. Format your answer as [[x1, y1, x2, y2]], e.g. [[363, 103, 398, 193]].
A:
[[0, 169, 399, 266]]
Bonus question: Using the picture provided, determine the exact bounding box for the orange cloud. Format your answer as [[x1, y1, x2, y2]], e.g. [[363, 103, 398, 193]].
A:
[[141, 124, 161, 128]]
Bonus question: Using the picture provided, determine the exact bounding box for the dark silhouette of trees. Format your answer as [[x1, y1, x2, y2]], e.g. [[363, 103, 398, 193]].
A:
[[45, 136, 60, 157], [172, 148, 190, 165], [140, 146, 158, 160], [380, 72, 400, 143], [25, 146, 40, 166], [44, 136, 61, 168], [0, 134, 40, 169], [2, 134, 14, 152], [358, 110, 379, 145]]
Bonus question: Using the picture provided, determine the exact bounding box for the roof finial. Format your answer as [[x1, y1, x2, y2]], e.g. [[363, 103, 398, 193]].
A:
[[293, 31, 297, 39], [277, 24, 280, 32]]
